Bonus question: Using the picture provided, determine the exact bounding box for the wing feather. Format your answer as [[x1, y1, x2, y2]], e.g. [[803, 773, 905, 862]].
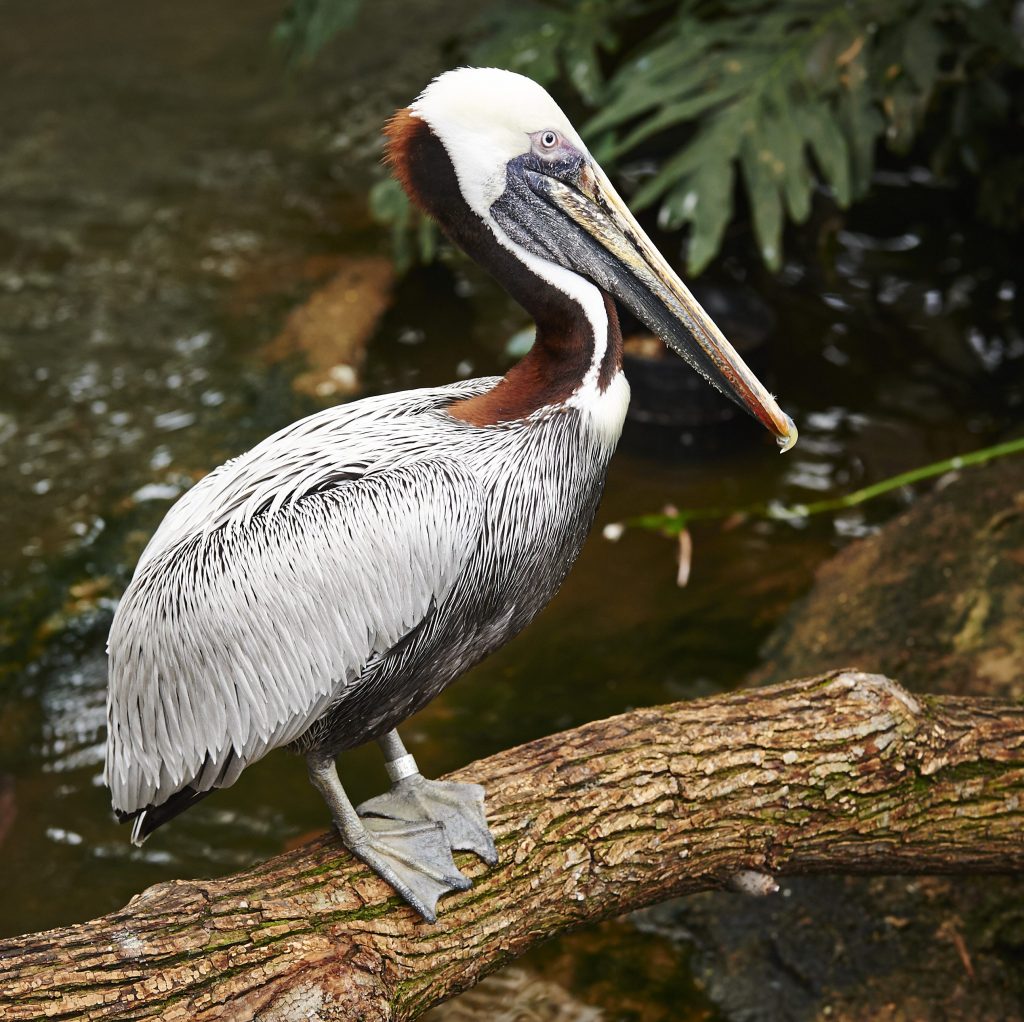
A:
[[106, 456, 483, 813]]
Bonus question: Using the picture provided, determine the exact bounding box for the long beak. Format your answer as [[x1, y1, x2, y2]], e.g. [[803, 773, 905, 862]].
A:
[[525, 163, 798, 452]]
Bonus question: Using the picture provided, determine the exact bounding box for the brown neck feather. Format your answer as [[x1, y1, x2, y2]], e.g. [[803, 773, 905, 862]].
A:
[[384, 109, 623, 426]]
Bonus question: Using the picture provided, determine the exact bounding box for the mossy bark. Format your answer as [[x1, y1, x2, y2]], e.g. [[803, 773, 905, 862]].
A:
[[1, 670, 1022, 1021]]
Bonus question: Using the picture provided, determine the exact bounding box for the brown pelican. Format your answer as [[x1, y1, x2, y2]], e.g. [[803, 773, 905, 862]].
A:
[[105, 67, 797, 922]]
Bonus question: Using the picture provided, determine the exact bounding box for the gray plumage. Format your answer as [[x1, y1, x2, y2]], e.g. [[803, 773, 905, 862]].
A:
[[104, 378, 620, 819]]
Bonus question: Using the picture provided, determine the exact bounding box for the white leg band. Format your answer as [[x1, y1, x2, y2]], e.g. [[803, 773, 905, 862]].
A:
[[385, 753, 419, 783]]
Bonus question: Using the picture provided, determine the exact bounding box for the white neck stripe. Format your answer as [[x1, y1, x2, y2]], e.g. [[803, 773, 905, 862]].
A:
[[481, 211, 610, 393]]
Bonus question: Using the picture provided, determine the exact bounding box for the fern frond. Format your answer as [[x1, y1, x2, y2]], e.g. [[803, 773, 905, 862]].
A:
[[592, 0, 1021, 272]]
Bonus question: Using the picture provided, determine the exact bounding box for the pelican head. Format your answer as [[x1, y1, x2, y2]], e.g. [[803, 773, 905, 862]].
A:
[[390, 67, 797, 451]]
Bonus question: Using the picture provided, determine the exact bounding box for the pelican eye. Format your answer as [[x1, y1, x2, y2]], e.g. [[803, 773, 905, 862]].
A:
[[540, 130, 559, 149]]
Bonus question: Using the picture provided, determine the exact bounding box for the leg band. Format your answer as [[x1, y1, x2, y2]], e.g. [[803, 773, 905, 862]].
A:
[[385, 753, 419, 783]]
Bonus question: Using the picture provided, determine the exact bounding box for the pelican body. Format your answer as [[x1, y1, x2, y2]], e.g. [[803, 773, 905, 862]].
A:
[[105, 68, 796, 921]]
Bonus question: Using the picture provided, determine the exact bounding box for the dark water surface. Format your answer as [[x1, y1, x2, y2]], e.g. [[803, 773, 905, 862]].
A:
[[1, 2, 1021, 1018]]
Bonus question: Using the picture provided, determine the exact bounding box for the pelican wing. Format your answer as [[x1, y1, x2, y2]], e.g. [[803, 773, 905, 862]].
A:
[[105, 455, 484, 814]]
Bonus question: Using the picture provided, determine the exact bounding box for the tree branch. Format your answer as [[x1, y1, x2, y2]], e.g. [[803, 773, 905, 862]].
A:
[[2, 670, 1022, 1021]]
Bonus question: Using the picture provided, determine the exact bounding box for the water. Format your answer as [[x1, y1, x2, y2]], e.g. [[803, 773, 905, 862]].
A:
[[0, 2, 1021, 1017]]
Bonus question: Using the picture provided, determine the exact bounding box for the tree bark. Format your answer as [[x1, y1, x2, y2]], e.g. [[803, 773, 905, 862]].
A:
[[2, 670, 1022, 1022]]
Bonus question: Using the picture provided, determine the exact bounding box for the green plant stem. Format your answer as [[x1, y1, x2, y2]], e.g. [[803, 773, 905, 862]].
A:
[[626, 436, 1024, 535]]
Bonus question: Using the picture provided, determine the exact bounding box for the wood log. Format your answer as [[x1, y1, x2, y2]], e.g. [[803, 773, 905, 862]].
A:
[[2, 670, 1022, 1022]]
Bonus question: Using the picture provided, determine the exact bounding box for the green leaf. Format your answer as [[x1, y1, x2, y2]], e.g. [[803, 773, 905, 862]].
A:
[[763, 85, 813, 223], [417, 216, 438, 265], [564, 36, 605, 104], [274, 0, 363, 64], [801, 100, 852, 206], [902, 13, 945, 95], [609, 81, 756, 156], [740, 132, 784, 270], [470, 7, 567, 85], [804, 23, 859, 89], [683, 160, 737, 275], [369, 179, 437, 274], [368, 178, 409, 227], [584, 22, 726, 133], [782, 155, 813, 225], [838, 56, 882, 198], [631, 101, 751, 209], [587, 131, 618, 165]]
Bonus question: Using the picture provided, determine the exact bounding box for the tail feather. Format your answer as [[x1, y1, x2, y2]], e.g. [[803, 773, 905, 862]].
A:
[[117, 785, 213, 845]]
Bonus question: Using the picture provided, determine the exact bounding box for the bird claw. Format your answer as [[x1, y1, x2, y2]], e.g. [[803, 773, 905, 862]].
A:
[[347, 816, 471, 923], [358, 775, 498, 866]]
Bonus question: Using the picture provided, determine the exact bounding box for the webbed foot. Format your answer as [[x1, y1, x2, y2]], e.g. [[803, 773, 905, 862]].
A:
[[307, 750, 470, 923], [347, 815, 471, 923], [358, 774, 498, 866]]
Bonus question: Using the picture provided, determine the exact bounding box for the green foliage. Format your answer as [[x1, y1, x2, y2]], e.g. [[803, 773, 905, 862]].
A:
[[369, 178, 437, 274], [504, 0, 1022, 273], [470, 0, 636, 104], [274, 0, 362, 64], [276, 0, 1022, 273]]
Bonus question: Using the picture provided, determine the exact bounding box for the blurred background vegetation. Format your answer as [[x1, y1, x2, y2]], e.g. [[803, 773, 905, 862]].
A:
[[279, 0, 1023, 273]]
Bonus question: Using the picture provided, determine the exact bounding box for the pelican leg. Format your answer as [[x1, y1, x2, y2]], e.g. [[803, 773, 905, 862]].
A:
[[356, 730, 498, 866], [306, 751, 470, 923]]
